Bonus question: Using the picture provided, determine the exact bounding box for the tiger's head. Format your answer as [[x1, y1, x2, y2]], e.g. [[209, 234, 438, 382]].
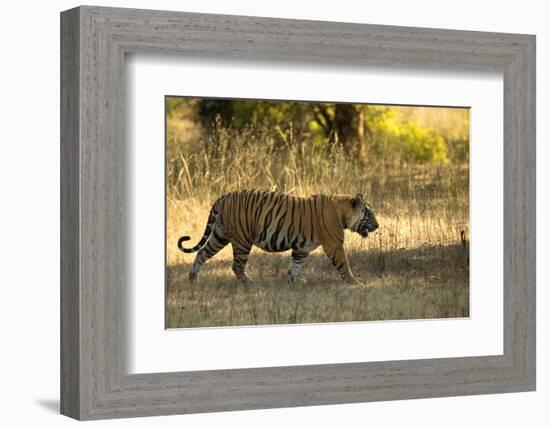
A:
[[346, 193, 379, 238]]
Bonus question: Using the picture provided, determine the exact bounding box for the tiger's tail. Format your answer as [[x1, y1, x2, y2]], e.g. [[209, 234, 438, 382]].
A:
[[177, 200, 220, 253]]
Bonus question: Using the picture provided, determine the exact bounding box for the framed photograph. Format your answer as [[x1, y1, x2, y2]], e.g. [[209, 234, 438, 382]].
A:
[[61, 6, 536, 420]]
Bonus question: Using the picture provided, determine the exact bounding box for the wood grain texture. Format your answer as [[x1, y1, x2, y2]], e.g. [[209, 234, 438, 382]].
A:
[[60, 5, 536, 420], [60, 7, 80, 419]]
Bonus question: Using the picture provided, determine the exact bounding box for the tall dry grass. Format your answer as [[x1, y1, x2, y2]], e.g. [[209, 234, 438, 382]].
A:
[[166, 112, 469, 328]]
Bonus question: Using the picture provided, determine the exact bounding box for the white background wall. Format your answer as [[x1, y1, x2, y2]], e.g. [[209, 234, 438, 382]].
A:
[[0, 0, 546, 425]]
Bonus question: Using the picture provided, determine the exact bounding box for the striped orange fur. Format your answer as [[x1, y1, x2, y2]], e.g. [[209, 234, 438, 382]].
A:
[[178, 189, 379, 283]]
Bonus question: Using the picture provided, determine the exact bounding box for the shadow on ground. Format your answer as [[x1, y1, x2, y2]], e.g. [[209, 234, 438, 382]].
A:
[[35, 399, 59, 413], [166, 243, 469, 328], [167, 243, 469, 288]]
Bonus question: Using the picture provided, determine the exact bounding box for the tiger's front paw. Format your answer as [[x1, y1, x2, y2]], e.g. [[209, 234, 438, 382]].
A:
[[237, 274, 252, 285], [289, 276, 307, 285], [288, 271, 301, 284], [345, 276, 362, 285]]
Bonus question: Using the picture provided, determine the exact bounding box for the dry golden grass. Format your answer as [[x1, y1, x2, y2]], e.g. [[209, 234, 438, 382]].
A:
[[166, 167, 469, 328], [166, 245, 469, 328], [165, 108, 469, 328]]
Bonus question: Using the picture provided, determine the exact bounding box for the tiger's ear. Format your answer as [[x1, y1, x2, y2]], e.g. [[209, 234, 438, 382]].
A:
[[352, 193, 364, 208]]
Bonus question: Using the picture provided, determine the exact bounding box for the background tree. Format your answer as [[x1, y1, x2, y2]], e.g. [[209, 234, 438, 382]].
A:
[[166, 97, 468, 167]]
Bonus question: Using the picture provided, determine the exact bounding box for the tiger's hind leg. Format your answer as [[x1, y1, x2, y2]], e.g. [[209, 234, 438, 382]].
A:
[[189, 225, 229, 282], [288, 249, 310, 283], [231, 243, 252, 284]]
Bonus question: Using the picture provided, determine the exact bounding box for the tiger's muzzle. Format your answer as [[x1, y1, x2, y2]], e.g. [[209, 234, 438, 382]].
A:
[[357, 221, 378, 238]]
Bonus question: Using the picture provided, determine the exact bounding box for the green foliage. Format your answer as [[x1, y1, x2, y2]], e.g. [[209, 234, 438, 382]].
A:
[[166, 96, 469, 168], [365, 107, 449, 165], [165, 97, 188, 118]]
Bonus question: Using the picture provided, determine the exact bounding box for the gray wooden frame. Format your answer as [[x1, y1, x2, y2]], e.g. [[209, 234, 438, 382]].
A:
[[60, 5, 536, 420]]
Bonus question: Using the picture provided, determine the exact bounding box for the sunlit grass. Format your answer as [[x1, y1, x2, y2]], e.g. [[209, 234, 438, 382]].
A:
[[165, 110, 469, 328], [166, 245, 469, 328]]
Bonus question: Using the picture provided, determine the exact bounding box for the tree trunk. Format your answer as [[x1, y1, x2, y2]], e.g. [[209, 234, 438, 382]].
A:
[[357, 107, 368, 165]]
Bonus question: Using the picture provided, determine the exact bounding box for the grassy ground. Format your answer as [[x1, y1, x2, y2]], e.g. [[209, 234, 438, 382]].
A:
[[166, 243, 469, 328], [166, 166, 469, 328]]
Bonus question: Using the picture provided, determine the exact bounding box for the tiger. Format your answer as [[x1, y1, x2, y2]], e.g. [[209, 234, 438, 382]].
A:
[[177, 189, 379, 284]]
